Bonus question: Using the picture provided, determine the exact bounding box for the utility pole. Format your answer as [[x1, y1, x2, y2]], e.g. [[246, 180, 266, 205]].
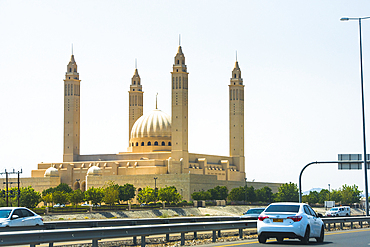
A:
[[1, 169, 22, 207]]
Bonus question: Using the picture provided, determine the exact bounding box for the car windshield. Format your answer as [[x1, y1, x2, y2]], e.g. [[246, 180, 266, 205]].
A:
[[0, 210, 12, 218], [265, 205, 300, 213], [246, 209, 264, 214], [330, 208, 338, 211]]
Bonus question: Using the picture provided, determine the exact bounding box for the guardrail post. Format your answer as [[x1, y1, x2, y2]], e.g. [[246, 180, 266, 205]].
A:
[[133, 236, 137, 245], [212, 230, 217, 242], [181, 233, 185, 245], [218, 230, 221, 237], [351, 222, 353, 229], [141, 236, 146, 247], [340, 222, 343, 230], [49, 243, 54, 247], [194, 232, 197, 239], [92, 239, 98, 247], [166, 234, 170, 242], [360, 221, 363, 228], [327, 223, 330, 231], [239, 229, 243, 238]]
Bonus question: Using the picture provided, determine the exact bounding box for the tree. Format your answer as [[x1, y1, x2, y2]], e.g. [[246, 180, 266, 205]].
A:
[[318, 189, 330, 203], [245, 186, 256, 202], [84, 187, 104, 206], [340, 184, 362, 204], [42, 187, 55, 197], [42, 193, 53, 206], [19, 186, 41, 208], [158, 186, 182, 204], [191, 191, 211, 201], [54, 183, 73, 194], [228, 187, 246, 201], [275, 182, 299, 202], [52, 191, 69, 205], [104, 186, 119, 206], [306, 191, 319, 204], [118, 183, 136, 202], [255, 186, 273, 203], [69, 189, 84, 208], [330, 189, 342, 203], [208, 186, 228, 200], [137, 187, 156, 204]]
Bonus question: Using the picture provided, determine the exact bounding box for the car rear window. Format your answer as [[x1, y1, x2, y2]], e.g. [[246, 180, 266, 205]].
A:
[[247, 209, 264, 214], [265, 205, 300, 213]]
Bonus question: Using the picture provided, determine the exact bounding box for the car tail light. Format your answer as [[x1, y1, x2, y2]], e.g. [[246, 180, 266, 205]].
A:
[[287, 216, 302, 222], [258, 215, 269, 221]]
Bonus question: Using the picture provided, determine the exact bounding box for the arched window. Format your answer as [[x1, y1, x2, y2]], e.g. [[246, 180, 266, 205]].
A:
[[161, 141, 165, 146], [134, 81, 136, 85], [154, 141, 158, 146], [136, 142, 139, 146], [148, 141, 151, 146], [176, 77, 178, 89], [69, 68, 72, 72], [168, 142, 172, 146], [234, 74, 236, 78], [141, 142, 144, 146], [179, 77, 181, 89], [74, 68, 76, 72], [177, 60, 179, 64], [138, 188, 142, 192], [131, 143, 134, 147]]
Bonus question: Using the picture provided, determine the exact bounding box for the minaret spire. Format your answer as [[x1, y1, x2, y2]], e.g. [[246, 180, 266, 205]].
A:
[[128, 63, 144, 146], [72, 43, 73, 55], [156, 92, 158, 109], [179, 34, 181, 46]]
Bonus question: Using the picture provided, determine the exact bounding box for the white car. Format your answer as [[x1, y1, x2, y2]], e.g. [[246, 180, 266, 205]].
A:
[[257, 202, 324, 244], [0, 207, 44, 227], [325, 206, 351, 217], [240, 207, 265, 220]]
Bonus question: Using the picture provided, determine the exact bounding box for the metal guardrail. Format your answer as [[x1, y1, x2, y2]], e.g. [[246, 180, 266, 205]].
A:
[[322, 216, 370, 230], [0, 216, 369, 247], [0, 220, 255, 247], [0, 216, 240, 232]]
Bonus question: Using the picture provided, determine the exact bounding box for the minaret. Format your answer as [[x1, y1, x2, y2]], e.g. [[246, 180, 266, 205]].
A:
[[128, 64, 143, 145], [229, 58, 245, 173], [63, 53, 81, 162], [171, 45, 189, 170]]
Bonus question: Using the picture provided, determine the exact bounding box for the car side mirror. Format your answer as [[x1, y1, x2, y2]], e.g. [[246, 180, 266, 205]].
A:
[[11, 215, 19, 220], [317, 213, 323, 218]]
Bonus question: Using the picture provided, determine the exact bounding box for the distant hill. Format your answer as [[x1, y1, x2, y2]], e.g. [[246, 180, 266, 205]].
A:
[[302, 188, 323, 195]]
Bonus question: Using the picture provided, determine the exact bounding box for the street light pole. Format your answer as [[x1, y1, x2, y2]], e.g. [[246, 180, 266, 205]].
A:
[[341, 16, 370, 216]]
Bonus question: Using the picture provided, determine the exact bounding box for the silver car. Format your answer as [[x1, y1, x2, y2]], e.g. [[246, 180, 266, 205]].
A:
[[240, 207, 265, 220], [0, 207, 44, 227]]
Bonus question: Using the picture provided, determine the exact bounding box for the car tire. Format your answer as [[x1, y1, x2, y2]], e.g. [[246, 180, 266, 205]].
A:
[[300, 226, 310, 244], [315, 226, 324, 243], [258, 235, 267, 244], [277, 237, 284, 243]]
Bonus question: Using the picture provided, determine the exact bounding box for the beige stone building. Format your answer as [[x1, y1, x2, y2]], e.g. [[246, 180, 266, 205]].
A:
[[23, 46, 275, 201]]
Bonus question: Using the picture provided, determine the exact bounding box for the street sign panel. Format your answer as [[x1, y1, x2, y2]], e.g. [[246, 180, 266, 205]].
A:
[[338, 154, 370, 170]]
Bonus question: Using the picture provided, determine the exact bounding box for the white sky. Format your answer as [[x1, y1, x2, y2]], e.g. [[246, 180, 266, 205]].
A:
[[1, 0, 370, 194]]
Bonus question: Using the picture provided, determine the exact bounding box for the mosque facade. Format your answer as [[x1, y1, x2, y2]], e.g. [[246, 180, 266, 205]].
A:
[[29, 46, 252, 201]]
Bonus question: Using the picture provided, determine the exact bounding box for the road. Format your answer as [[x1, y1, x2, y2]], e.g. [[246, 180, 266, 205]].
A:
[[200, 228, 370, 247]]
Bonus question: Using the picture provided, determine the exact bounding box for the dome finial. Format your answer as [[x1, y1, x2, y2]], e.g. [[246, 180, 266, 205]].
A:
[[156, 92, 158, 109]]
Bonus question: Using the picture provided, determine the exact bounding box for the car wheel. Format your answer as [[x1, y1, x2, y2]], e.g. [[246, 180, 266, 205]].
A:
[[258, 235, 267, 244], [300, 226, 310, 244], [315, 226, 324, 243], [277, 237, 284, 243]]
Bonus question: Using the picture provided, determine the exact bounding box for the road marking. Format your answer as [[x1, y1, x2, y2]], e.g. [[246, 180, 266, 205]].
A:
[[213, 229, 370, 247]]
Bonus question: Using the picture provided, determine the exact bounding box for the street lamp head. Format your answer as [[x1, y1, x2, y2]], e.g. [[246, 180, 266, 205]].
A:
[[340, 17, 349, 21]]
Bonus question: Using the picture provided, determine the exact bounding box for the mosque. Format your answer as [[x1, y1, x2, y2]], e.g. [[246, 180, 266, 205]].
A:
[[24, 46, 278, 201]]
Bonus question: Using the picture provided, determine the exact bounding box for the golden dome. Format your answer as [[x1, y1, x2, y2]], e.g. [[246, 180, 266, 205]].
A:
[[44, 167, 59, 177], [130, 109, 171, 139], [87, 166, 102, 176]]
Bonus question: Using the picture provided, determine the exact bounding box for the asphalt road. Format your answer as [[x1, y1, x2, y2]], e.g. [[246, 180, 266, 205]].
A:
[[200, 228, 370, 247]]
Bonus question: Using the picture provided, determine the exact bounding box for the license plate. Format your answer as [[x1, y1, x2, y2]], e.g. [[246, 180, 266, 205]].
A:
[[273, 219, 283, 222]]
